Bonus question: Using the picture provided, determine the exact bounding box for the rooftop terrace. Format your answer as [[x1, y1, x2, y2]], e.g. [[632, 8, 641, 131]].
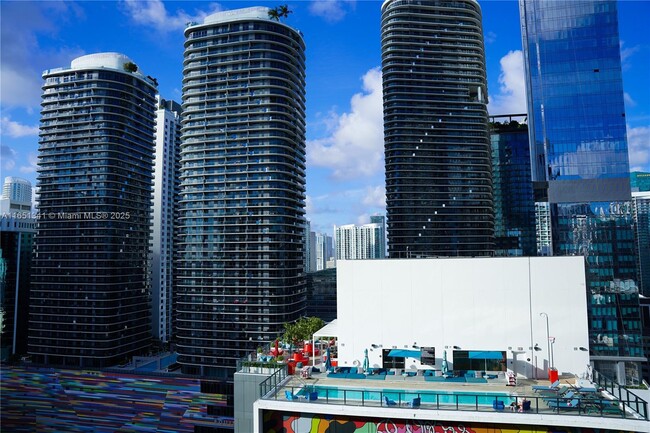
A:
[[249, 363, 649, 431]]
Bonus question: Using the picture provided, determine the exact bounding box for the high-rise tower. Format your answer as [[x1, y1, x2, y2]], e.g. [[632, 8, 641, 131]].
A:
[[520, 0, 643, 384], [151, 96, 182, 344], [29, 53, 157, 368], [381, 0, 494, 258], [177, 7, 307, 377], [0, 177, 32, 214]]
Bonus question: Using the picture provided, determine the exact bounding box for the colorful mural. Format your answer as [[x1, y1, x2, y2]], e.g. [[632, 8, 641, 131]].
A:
[[262, 411, 636, 433], [0, 366, 232, 432]]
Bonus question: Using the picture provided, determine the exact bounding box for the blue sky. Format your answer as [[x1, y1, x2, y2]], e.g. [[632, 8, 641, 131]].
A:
[[1, 0, 648, 234]]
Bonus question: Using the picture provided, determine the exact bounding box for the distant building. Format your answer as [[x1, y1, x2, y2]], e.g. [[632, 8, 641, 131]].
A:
[[315, 233, 334, 271], [370, 215, 386, 257], [520, 0, 644, 383], [490, 117, 536, 257], [151, 96, 181, 344], [29, 52, 157, 368], [382, 0, 494, 258], [534, 202, 552, 256], [305, 221, 317, 273], [0, 215, 35, 361], [305, 268, 337, 323], [631, 172, 650, 192], [0, 177, 32, 214], [334, 221, 386, 260], [632, 190, 650, 297]]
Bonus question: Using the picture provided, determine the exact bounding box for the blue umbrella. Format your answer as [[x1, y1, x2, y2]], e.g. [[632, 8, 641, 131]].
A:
[[324, 346, 332, 371], [441, 350, 448, 375], [362, 348, 369, 372]]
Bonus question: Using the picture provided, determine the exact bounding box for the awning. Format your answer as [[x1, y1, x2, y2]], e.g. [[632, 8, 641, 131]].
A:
[[387, 349, 421, 359], [468, 351, 503, 359]]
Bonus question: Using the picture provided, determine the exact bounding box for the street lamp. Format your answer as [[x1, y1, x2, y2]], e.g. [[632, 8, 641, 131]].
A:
[[539, 312, 554, 369]]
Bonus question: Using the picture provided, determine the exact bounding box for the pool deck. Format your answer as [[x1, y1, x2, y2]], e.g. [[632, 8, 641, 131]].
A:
[[265, 369, 647, 425]]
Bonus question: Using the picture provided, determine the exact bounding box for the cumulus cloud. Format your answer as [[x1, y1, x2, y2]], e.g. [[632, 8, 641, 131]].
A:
[[307, 67, 384, 180], [0, 2, 84, 109], [120, 0, 223, 32], [1, 146, 17, 170], [361, 185, 386, 208], [19, 153, 39, 174], [1, 117, 39, 137], [488, 50, 527, 116], [627, 125, 650, 172], [309, 0, 356, 23]]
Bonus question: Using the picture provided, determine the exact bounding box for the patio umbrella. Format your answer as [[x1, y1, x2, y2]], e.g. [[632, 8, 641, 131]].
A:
[[442, 350, 448, 375], [362, 348, 369, 372], [324, 346, 332, 371]]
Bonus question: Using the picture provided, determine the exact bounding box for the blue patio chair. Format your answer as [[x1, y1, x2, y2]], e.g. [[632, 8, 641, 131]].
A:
[[532, 380, 560, 391], [384, 396, 397, 406], [307, 391, 318, 401], [547, 398, 580, 412], [521, 399, 532, 412], [285, 390, 300, 401], [406, 397, 421, 408], [492, 400, 505, 411]]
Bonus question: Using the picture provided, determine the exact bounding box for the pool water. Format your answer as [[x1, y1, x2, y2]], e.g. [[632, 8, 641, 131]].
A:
[[301, 386, 511, 406]]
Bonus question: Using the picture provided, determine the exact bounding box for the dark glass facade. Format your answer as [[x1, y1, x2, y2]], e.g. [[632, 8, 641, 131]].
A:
[[490, 120, 536, 257], [0, 217, 35, 361], [29, 54, 157, 368], [177, 8, 307, 377], [305, 268, 337, 323], [520, 0, 643, 383], [381, 0, 494, 258]]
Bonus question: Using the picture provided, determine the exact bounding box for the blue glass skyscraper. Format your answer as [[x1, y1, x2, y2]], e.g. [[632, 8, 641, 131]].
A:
[[520, 0, 644, 385]]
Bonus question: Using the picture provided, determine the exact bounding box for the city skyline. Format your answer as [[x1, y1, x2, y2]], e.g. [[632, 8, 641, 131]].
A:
[[1, 0, 649, 235]]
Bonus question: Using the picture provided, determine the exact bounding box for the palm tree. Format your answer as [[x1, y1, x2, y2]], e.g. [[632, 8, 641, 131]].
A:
[[278, 5, 292, 20], [267, 8, 280, 21]]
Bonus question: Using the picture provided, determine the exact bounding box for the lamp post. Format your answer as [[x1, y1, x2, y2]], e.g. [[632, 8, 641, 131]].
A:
[[539, 312, 553, 369]]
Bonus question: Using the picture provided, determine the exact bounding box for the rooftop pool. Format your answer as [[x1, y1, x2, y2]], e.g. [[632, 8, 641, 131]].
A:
[[300, 385, 513, 406]]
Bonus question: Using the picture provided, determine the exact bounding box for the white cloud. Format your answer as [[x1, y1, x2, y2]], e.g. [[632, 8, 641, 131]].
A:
[[1, 117, 39, 137], [627, 125, 650, 172], [620, 41, 639, 70], [361, 185, 386, 208], [488, 50, 527, 116], [0, 2, 84, 109], [624, 92, 637, 108], [19, 153, 39, 174], [1, 146, 17, 170], [120, 0, 223, 32], [309, 0, 356, 23], [307, 67, 384, 180], [484, 31, 497, 44]]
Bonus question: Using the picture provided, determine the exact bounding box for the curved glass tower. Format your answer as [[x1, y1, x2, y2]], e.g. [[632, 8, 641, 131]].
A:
[[381, 0, 493, 257], [29, 53, 157, 368], [178, 7, 307, 377]]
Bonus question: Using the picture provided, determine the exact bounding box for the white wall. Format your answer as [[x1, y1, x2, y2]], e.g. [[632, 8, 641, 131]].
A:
[[336, 257, 590, 378]]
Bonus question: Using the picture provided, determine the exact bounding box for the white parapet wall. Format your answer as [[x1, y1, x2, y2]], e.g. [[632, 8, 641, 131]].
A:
[[336, 256, 590, 378]]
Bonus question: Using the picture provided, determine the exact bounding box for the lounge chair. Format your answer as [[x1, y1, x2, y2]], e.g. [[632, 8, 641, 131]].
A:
[[537, 385, 569, 397], [285, 390, 300, 401], [521, 400, 532, 412], [532, 380, 560, 391], [406, 397, 421, 408], [542, 390, 575, 402], [384, 396, 397, 406], [547, 398, 580, 412], [307, 391, 318, 401], [492, 400, 505, 411]]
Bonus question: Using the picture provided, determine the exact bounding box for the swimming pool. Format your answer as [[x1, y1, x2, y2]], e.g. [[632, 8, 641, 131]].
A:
[[300, 386, 512, 406]]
